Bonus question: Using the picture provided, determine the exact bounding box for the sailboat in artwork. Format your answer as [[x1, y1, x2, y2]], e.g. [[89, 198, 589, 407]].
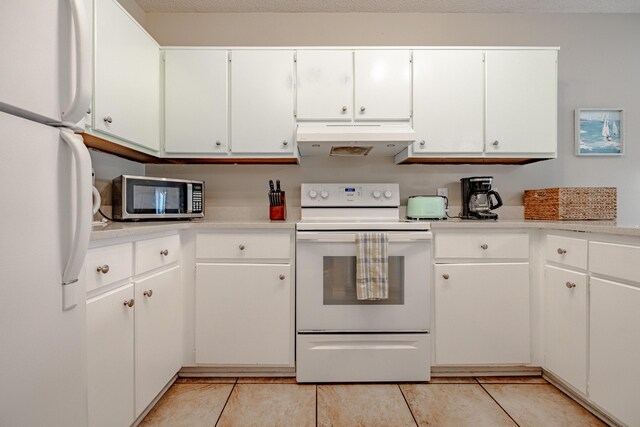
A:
[[612, 120, 619, 137], [602, 116, 611, 141]]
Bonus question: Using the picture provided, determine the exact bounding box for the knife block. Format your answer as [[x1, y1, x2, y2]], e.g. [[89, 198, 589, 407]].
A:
[[269, 191, 286, 221]]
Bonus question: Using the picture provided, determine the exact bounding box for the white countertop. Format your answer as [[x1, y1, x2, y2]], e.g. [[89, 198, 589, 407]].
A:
[[90, 216, 640, 241]]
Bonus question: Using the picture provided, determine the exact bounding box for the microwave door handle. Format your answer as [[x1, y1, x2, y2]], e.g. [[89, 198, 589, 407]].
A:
[[186, 183, 193, 213]]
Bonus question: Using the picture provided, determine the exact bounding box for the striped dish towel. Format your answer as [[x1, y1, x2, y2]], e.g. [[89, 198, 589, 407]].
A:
[[356, 232, 389, 300]]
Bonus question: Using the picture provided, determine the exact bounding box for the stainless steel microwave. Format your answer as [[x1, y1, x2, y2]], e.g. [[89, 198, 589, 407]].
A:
[[112, 175, 204, 220]]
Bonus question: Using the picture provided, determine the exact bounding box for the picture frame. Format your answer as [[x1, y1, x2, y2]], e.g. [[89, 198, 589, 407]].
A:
[[575, 108, 624, 156]]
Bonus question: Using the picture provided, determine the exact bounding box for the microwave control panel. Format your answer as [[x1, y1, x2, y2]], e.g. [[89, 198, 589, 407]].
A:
[[301, 183, 399, 207], [191, 183, 203, 213]]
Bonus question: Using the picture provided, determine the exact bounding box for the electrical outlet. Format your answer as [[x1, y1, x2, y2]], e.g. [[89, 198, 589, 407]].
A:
[[437, 187, 448, 199]]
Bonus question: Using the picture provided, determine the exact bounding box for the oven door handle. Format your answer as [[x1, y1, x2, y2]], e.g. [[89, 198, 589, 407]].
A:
[[296, 232, 432, 243]]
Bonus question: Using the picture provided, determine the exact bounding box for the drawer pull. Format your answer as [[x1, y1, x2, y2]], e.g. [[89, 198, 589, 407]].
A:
[[557, 248, 567, 255], [279, 274, 286, 280], [239, 244, 245, 251], [143, 290, 153, 298], [480, 244, 489, 250], [442, 274, 450, 280], [123, 299, 135, 308], [160, 249, 169, 256], [96, 264, 110, 274], [565, 282, 576, 289]]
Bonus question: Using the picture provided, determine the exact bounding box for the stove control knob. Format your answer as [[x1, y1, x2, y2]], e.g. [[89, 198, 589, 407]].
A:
[[384, 191, 393, 199], [320, 191, 329, 199], [308, 190, 318, 199], [372, 190, 381, 199]]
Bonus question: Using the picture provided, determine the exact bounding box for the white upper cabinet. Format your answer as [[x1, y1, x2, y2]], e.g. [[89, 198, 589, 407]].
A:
[[412, 50, 484, 153], [230, 50, 295, 154], [94, 0, 160, 152], [485, 50, 557, 154], [296, 50, 353, 121], [164, 49, 228, 154], [354, 50, 412, 121]]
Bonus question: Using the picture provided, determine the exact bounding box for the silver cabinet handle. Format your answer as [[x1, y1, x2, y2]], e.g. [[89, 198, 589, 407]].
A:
[[565, 282, 576, 289], [160, 249, 169, 256], [215, 141, 222, 147], [360, 106, 366, 112], [97, 264, 110, 274], [557, 248, 567, 254], [279, 274, 286, 280], [480, 244, 489, 250], [123, 299, 135, 308], [492, 140, 499, 146], [282, 141, 289, 146], [442, 274, 450, 280], [143, 290, 153, 297], [341, 106, 347, 112], [87, 107, 91, 114], [419, 140, 426, 147], [239, 244, 245, 250], [103, 116, 112, 124]]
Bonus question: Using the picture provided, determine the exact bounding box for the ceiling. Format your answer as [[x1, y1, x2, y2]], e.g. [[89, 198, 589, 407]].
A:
[[134, 0, 640, 13]]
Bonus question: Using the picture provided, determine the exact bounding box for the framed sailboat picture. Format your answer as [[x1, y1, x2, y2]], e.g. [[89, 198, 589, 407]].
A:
[[575, 108, 624, 156]]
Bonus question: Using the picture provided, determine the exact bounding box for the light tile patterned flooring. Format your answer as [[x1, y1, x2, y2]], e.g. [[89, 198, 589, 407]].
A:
[[139, 376, 606, 426]]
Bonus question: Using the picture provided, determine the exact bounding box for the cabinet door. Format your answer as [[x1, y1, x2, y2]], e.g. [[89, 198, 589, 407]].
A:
[[87, 284, 135, 427], [485, 50, 557, 154], [94, 0, 160, 151], [195, 263, 292, 365], [296, 50, 353, 120], [544, 266, 588, 394], [354, 50, 411, 121], [434, 263, 530, 365], [230, 50, 295, 154], [590, 277, 640, 427], [134, 266, 182, 416], [412, 50, 484, 153], [164, 49, 228, 154]]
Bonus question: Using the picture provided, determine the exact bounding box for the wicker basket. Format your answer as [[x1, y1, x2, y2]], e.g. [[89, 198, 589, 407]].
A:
[[524, 187, 617, 220]]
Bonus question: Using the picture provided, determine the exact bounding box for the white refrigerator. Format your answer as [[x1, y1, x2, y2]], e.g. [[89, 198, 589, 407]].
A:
[[0, 0, 92, 426]]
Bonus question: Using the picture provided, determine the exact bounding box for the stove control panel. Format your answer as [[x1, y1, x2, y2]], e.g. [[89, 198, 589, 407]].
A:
[[301, 183, 400, 207]]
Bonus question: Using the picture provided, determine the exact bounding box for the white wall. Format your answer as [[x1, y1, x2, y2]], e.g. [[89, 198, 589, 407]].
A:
[[133, 12, 637, 222]]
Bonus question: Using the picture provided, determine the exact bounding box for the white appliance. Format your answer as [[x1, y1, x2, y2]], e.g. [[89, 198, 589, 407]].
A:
[[0, 1, 92, 426], [296, 183, 432, 382], [296, 124, 416, 156]]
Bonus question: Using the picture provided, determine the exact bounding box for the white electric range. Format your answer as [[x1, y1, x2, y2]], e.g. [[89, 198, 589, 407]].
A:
[[296, 183, 432, 383]]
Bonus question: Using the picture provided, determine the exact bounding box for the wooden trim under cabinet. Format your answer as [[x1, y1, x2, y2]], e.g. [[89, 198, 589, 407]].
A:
[[82, 133, 299, 164]]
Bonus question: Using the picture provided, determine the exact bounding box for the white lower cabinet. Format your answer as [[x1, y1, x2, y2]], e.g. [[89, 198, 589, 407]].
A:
[[195, 263, 292, 365], [589, 277, 640, 427], [87, 284, 135, 427], [134, 265, 182, 416], [544, 266, 588, 394], [434, 262, 530, 365]]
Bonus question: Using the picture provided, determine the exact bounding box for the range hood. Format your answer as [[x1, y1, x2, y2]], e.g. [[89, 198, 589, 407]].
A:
[[296, 124, 416, 157]]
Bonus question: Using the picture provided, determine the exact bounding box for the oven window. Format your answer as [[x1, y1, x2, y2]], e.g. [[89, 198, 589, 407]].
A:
[[323, 256, 404, 305]]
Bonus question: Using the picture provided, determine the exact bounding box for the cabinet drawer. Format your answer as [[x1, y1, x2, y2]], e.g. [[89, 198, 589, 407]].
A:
[[545, 235, 587, 270], [85, 243, 133, 291], [589, 241, 640, 284], [435, 233, 529, 259], [196, 232, 290, 260], [135, 234, 180, 275]]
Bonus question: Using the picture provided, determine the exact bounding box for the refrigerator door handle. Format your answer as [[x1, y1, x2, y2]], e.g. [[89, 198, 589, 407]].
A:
[[61, 0, 91, 125], [60, 130, 92, 310]]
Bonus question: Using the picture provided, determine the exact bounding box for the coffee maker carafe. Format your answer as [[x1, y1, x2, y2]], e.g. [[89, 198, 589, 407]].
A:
[[460, 176, 503, 220]]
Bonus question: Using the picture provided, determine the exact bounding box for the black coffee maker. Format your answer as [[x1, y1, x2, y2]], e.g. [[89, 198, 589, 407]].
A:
[[460, 176, 503, 220]]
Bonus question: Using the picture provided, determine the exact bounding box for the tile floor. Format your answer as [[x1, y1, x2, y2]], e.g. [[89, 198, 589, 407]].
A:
[[139, 376, 606, 427]]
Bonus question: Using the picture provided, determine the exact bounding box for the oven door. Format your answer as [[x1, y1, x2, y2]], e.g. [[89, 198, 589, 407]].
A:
[[296, 231, 431, 332]]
